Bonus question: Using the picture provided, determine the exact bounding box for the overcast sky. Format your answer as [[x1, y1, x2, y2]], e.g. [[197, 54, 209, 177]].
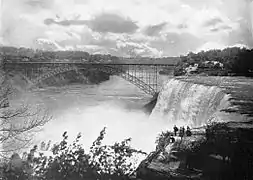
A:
[[1, 0, 253, 57]]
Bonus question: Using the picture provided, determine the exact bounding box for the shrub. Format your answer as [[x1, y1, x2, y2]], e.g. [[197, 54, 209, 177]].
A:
[[0, 128, 146, 180]]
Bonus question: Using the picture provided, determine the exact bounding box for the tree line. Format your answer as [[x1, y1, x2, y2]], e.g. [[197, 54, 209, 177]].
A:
[[1, 46, 179, 65], [174, 47, 253, 77], [1, 46, 120, 63]]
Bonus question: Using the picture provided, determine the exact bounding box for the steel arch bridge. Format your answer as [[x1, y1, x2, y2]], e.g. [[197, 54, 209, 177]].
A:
[[3, 61, 174, 96]]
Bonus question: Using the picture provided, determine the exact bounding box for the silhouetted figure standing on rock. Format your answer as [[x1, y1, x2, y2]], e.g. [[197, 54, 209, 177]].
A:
[[179, 127, 184, 139], [182, 126, 185, 136], [173, 125, 179, 136], [186, 126, 192, 137]]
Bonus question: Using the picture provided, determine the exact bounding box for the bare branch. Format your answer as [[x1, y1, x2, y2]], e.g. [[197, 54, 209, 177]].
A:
[[0, 64, 52, 155]]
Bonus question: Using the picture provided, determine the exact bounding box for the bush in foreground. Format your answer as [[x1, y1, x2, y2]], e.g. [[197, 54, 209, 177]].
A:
[[0, 127, 146, 180]]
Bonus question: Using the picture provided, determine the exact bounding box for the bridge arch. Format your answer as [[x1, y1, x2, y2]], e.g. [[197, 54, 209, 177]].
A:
[[28, 65, 157, 95], [5, 71, 34, 90]]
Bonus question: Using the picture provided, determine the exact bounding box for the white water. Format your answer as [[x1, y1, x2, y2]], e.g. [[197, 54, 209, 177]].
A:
[[150, 79, 233, 127]]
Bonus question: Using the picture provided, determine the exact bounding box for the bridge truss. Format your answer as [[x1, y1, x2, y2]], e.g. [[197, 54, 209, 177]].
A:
[[3, 61, 174, 96]]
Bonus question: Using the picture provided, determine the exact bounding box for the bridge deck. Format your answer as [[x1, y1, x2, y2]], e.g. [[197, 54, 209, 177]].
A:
[[4, 61, 175, 66], [2, 61, 174, 95]]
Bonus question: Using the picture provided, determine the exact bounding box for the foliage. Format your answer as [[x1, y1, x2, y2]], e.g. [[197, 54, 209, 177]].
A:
[[1, 46, 180, 65], [155, 131, 172, 151], [0, 128, 146, 180], [1, 46, 119, 63], [174, 47, 253, 77]]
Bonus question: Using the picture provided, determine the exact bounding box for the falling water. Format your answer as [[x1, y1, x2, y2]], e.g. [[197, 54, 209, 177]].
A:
[[150, 79, 232, 127]]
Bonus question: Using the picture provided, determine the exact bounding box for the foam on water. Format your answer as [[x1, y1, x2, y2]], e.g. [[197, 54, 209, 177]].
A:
[[150, 79, 233, 127]]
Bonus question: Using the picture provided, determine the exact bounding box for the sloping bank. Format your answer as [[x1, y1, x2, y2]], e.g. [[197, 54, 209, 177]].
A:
[[139, 77, 253, 180]]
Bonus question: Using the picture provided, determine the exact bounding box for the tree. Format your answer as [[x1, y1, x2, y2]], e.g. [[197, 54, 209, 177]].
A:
[[174, 47, 253, 77], [0, 63, 51, 158]]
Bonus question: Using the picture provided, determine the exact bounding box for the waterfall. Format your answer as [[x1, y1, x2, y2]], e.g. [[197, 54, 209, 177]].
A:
[[150, 79, 231, 127]]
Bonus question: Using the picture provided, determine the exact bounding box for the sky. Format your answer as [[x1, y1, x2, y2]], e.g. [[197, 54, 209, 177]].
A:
[[0, 0, 253, 57]]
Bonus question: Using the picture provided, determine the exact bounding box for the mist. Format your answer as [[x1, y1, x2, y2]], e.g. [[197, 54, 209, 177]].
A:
[[5, 76, 167, 154], [34, 101, 170, 154]]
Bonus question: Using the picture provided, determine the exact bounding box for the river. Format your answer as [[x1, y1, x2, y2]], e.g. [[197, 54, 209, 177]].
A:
[[6, 74, 253, 155], [8, 75, 170, 154]]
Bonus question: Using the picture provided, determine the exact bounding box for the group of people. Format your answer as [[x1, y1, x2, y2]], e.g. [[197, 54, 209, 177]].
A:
[[173, 125, 192, 138], [167, 125, 192, 144]]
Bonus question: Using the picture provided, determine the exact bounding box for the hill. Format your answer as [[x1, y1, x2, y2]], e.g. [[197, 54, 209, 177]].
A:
[[1, 46, 179, 65]]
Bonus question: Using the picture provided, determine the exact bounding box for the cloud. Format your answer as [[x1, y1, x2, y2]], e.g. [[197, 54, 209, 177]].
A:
[[144, 22, 167, 36], [115, 40, 162, 57], [150, 32, 204, 56], [25, 0, 53, 9], [199, 13, 237, 36], [88, 13, 139, 34], [225, 19, 253, 47], [74, 0, 90, 4], [34, 38, 65, 51], [1, 0, 252, 56], [203, 17, 223, 27], [196, 42, 226, 52], [44, 18, 88, 26], [177, 23, 188, 29], [44, 13, 139, 34], [196, 41, 249, 53], [0, 37, 4, 45], [1, 8, 47, 47], [181, 0, 223, 9], [210, 25, 232, 32]]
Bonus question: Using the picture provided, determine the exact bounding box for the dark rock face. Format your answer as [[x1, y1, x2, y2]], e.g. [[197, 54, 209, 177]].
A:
[[136, 135, 204, 180], [136, 122, 253, 180], [143, 93, 158, 115]]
